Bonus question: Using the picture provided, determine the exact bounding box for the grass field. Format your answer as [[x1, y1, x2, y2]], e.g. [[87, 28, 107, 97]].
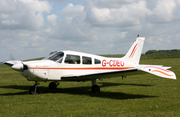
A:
[[0, 58, 180, 117]]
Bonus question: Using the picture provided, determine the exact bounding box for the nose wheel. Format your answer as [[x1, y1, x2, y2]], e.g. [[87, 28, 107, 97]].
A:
[[29, 81, 39, 94]]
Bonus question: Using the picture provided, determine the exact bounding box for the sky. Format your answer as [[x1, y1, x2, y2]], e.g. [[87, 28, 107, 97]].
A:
[[0, 0, 180, 61]]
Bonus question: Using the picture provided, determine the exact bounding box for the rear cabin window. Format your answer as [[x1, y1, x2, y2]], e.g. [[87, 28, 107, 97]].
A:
[[65, 54, 80, 64], [95, 59, 101, 64], [82, 56, 92, 64]]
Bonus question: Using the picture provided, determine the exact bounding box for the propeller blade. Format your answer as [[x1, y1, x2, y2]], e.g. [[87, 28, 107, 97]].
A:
[[4, 54, 20, 66], [4, 60, 22, 66], [10, 53, 15, 61]]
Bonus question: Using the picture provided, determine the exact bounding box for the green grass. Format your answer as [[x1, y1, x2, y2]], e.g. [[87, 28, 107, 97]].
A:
[[0, 58, 180, 117]]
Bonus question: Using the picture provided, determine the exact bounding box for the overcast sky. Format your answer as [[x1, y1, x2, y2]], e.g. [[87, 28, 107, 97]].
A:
[[0, 0, 180, 61]]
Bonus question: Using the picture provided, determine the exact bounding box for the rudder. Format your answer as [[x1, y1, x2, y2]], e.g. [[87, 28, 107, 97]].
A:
[[122, 37, 145, 65]]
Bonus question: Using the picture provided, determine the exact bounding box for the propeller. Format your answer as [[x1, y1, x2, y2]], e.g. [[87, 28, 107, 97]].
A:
[[4, 61, 28, 71], [3, 54, 28, 72]]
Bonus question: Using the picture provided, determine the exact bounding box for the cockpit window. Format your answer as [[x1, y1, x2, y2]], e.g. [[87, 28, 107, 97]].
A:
[[46, 52, 64, 63], [65, 54, 80, 64]]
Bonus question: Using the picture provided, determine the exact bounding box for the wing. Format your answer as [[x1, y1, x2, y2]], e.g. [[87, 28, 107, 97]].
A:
[[61, 65, 176, 81], [61, 68, 146, 81], [138, 65, 176, 79]]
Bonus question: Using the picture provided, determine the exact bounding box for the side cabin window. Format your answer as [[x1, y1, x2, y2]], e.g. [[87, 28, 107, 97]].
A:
[[95, 59, 101, 64], [83, 56, 92, 64], [65, 54, 80, 64]]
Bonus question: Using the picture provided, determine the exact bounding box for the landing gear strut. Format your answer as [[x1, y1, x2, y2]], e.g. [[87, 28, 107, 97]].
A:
[[29, 81, 39, 94], [91, 80, 100, 93], [49, 82, 59, 89]]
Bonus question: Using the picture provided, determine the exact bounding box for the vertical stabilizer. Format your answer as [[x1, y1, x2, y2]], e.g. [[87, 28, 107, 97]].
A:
[[122, 37, 145, 65]]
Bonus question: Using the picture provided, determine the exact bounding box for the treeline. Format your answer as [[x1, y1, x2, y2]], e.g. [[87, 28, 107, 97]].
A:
[[141, 49, 180, 59], [102, 49, 180, 59]]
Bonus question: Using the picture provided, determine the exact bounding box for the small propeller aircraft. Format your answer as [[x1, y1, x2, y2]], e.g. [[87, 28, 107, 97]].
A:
[[4, 36, 176, 94]]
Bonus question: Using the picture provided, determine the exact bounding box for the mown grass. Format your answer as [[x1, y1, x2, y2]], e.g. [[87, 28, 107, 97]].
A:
[[0, 58, 179, 117]]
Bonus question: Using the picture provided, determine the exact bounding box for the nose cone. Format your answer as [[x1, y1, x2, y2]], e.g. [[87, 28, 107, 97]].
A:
[[12, 63, 24, 71]]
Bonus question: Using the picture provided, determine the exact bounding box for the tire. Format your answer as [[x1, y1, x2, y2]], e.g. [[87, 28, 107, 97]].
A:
[[49, 82, 57, 89], [91, 85, 100, 93]]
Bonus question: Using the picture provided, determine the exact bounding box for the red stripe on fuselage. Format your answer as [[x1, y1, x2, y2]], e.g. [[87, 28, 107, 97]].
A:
[[29, 67, 135, 70]]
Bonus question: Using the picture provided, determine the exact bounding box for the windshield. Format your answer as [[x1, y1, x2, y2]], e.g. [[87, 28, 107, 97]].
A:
[[45, 51, 64, 63]]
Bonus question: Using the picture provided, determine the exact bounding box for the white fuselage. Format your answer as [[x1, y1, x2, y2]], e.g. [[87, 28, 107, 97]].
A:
[[21, 51, 137, 81]]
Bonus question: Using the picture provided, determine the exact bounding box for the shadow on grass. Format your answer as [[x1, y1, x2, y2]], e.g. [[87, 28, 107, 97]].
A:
[[0, 82, 157, 100]]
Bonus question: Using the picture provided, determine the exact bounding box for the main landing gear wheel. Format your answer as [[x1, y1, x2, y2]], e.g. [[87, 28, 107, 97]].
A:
[[91, 80, 100, 93], [49, 82, 59, 89], [91, 85, 100, 93], [29, 81, 39, 95]]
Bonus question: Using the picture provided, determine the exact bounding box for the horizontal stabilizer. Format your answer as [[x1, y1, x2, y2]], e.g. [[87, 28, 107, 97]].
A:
[[138, 65, 176, 79]]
